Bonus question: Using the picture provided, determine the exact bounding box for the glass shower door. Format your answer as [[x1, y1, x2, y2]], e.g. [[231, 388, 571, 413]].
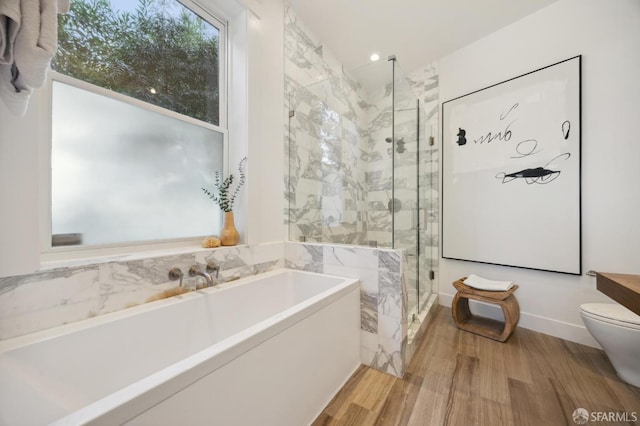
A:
[[391, 60, 421, 319]]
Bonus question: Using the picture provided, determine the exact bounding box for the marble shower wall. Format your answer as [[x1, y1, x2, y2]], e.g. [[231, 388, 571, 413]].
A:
[[362, 63, 441, 310], [364, 73, 420, 250], [287, 75, 371, 245], [285, 242, 409, 377], [0, 243, 284, 340], [363, 81, 394, 247], [285, 5, 370, 245], [284, 4, 440, 276]]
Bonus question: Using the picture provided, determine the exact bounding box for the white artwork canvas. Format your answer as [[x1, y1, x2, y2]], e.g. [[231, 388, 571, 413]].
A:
[[442, 56, 581, 274]]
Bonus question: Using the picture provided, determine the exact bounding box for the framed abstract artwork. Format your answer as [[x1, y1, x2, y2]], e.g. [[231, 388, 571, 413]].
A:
[[441, 56, 581, 275]]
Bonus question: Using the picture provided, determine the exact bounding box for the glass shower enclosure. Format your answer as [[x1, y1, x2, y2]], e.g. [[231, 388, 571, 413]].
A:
[[287, 57, 437, 321]]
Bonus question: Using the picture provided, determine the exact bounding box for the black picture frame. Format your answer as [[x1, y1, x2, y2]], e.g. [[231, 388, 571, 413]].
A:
[[441, 55, 582, 275]]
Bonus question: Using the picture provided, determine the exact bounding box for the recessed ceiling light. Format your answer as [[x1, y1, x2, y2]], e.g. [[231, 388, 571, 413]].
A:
[[370, 53, 380, 62]]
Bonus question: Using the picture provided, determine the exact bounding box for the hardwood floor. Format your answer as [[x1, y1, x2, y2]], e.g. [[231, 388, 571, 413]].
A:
[[312, 307, 640, 426]]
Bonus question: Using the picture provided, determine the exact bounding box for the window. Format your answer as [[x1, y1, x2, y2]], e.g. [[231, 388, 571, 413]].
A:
[[48, 0, 227, 249], [54, 0, 224, 125]]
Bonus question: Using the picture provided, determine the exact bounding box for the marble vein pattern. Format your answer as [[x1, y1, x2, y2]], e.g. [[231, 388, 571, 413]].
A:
[[283, 7, 441, 319], [0, 267, 100, 340], [0, 242, 284, 340], [360, 291, 378, 334], [285, 5, 370, 246], [283, 2, 441, 313], [360, 330, 378, 366], [284, 242, 323, 272], [285, 242, 408, 377], [371, 342, 404, 377]]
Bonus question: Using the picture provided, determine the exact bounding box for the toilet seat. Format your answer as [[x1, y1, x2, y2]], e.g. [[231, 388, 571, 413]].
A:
[[580, 303, 640, 331]]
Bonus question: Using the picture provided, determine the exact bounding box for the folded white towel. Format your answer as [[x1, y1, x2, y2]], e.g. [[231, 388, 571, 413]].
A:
[[463, 274, 514, 292]]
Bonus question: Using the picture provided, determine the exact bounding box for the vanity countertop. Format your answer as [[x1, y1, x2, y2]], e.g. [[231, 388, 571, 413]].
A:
[[596, 272, 640, 316]]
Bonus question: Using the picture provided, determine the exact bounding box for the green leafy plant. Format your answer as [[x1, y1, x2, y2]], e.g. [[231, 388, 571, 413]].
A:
[[55, 0, 220, 125], [202, 157, 247, 212]]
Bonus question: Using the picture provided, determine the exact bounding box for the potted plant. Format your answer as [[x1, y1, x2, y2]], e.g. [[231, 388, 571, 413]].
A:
[[202, 157, 247, 246]]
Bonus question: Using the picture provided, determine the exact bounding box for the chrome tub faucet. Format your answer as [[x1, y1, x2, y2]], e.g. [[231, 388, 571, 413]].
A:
[[188, 262, 220, 288]]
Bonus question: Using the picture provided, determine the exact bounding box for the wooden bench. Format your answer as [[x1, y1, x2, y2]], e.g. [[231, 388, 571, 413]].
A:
[[451, 278, 520, 342]]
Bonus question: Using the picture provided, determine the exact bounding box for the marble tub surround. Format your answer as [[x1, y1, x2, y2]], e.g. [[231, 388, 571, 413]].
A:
[[0, 242, 284, 340], [285, 242, 410, 377]]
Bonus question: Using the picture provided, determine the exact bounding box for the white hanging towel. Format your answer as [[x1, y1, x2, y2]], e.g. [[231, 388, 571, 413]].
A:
[[0, 0, 21, 65], [0, 0, 70, 116], [463, 274, 514, 292]]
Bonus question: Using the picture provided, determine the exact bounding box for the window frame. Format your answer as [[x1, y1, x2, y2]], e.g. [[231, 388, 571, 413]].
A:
[[39, 0, 230, 264]]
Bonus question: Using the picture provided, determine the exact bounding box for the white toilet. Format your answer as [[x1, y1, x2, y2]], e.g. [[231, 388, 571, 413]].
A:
[[580, 303, 640, 387]]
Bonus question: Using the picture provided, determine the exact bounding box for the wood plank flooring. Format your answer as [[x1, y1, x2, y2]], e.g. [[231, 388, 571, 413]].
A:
[[313, 307, 640, 426]]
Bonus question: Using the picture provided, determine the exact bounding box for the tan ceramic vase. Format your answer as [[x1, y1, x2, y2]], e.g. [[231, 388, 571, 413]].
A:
[[220, 211, 239, 246]]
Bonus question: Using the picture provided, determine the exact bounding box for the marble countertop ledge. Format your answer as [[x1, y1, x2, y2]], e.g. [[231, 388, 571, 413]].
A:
[[287, 241, 406, 253], [38, 243, 254, 272]]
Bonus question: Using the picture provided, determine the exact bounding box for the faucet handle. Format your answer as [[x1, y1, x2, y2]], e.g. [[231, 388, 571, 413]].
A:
[[188, 264, 203, 277], [168, 267, 184, 287], [206, 262, 220, 278]]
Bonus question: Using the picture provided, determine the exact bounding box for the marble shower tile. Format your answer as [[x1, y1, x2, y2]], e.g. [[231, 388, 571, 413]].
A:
[[379, 292, 403, 320], [378, 250, 401, 274], [284, 242, 323, 272], [285, 1, 439, 378], [378, 311, 403, 342], [360, 291, 378, 334], [323, 263, 378, 294], [378, 270, 402, 295], [360, 330, 378, 366], [367, 211, 392, 233], [323, 245, 378, 270], [371, 341, 403, 377]]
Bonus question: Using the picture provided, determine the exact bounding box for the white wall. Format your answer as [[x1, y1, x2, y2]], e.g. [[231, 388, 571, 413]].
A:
[[0, 78, 44, 276], [438, 0, 640, 346], [0, 0, 284, 278], [244, 1, 285, 245]]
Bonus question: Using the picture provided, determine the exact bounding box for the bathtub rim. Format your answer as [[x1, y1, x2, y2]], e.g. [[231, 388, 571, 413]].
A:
[[0, 268, 354, 353], [0, 268, 360, 426]]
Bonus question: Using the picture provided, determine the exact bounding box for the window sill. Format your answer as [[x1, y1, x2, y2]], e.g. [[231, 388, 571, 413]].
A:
[[39, 241, 248, 272]]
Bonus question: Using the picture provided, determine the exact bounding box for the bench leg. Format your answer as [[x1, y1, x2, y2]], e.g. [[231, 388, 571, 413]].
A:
[[498, 295, 520, 342], [452, 292, 472, 325]]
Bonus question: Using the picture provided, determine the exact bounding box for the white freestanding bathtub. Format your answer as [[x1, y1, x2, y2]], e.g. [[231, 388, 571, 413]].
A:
[[0, 269, 360, 426]]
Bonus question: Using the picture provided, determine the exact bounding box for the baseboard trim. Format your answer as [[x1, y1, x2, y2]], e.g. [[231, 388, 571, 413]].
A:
[[439, 292, 601, 349]]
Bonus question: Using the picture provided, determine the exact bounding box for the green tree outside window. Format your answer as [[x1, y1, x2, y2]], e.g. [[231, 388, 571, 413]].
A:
[[54, 0, 220, 126]]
